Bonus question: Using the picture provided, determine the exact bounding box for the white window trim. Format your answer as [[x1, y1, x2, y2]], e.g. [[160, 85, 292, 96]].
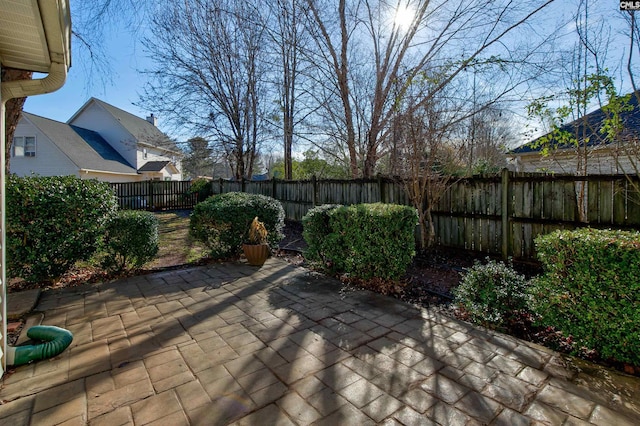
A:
[[13, 136, 37, 157]]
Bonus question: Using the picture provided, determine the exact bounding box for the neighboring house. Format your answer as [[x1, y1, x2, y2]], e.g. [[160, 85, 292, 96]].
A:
[[507, 92, 640, 175], [11, 98, 183, 182]]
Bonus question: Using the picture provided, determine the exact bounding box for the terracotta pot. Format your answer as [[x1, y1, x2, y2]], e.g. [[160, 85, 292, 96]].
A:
[[242, 243, 270, 266]]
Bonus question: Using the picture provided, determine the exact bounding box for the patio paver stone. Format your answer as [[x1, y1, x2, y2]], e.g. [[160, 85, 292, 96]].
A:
[[1, 258, 638, 425]]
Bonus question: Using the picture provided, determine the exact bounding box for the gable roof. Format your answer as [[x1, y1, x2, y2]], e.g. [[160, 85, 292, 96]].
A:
[[69, 98, 182, 154], [23, 113, 138, 175], [511, 91, 640, 155]]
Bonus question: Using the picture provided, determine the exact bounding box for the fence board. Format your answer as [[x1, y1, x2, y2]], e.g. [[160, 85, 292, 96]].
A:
[[187, 171, 640, 261], [627, 182, 640, 225], [600, 180, 614, 223], [563, 181, 577, 222], [464, 217, 474, 251], [587, 180, 600, 223], [614, 180, 627, 224]]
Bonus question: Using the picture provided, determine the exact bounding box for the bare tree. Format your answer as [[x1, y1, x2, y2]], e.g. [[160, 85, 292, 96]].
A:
[[141, 0, 267, 179], [395, 82, 465, 248], [612, 11, 640, 204], [304, 0, 557, 178], [460, 106, 515, 174], [264, 0, 307, 180], [304, 0, 360, 177]]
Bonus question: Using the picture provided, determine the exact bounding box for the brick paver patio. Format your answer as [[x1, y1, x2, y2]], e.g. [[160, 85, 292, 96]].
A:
[[0, 258, 638, 425]]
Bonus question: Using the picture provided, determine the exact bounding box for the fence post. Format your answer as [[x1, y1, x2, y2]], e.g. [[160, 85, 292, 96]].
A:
[[312, 175, 317, 206], [147, 180, 153, 211], [377, 174, 386, 203], [241, 177, 246, 193], [272, 178, 277, 198], [501, 168, 510, 260], [218, 178, 223, 194]]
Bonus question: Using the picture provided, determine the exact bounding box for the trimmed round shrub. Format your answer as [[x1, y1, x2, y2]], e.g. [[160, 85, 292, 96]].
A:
[[303, 203, 418, 281], [189, 192, 285, 259], [101, 210, 159, 272], [454, 259, 531, 328], [6, 175, 118, 283], [532, 228, 640, 365]]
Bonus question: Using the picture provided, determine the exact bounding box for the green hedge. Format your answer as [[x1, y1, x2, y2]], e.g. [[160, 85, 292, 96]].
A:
[[188, 177, 213, 202], [301, 204, 341, 266], [533, 228, 640, 365], [101, 210, 159, 272], [303, 203, 417, 280], [6, 175, 118, 283], [189, 192, 285, 258]]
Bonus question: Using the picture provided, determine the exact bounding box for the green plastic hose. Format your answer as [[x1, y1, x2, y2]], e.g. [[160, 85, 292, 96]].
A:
[[6, 326, 74, 366]]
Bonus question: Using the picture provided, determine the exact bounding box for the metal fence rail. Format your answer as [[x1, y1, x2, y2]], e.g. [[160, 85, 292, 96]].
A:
[[110, 180, 198, 211]]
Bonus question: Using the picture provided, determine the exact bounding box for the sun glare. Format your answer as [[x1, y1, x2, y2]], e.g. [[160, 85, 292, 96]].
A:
[[394, 4, 415, 32]]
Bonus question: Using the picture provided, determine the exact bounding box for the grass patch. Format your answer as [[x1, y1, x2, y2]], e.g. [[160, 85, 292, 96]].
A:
[[146, 210, 208, 268]]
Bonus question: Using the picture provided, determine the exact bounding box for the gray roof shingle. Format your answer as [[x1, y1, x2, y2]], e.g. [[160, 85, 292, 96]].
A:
[[89, 98, 181, 154], [511, 91, 640, 154], [24, 113, 138, 175]]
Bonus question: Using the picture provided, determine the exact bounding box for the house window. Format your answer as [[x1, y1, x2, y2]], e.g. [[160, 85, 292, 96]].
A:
[[13, 136, 36, 157], [143, 148, 148, 160]]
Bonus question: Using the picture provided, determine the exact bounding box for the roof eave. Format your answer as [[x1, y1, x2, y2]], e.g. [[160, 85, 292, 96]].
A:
[[79, 168, 140, 176], [0, 0, 71, 100], [137, 140, 183, 155]]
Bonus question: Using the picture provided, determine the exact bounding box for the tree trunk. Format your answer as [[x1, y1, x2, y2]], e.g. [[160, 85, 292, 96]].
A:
[[424, 207, 436, 248], [363, 134, 378, 178], [417, 208, 428, 250], [284, 109, 293, 179], [1, 68, 32, 174], [415, 197, 436, 250]]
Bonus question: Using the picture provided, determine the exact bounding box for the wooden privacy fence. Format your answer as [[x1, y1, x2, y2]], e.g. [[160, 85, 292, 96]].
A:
[[211, 171, 640, 261], [110, 180, 198, 211]]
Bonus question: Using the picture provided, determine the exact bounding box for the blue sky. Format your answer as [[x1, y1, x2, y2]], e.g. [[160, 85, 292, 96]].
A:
[[21, 1, 633, 146], [23, 17, 162, 134]]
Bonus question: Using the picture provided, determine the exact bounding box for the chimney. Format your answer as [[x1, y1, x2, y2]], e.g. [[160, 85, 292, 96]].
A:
[[146, 113, 158, 126]]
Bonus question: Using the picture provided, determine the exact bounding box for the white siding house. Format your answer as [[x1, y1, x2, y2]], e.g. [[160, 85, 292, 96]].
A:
[[11, 98, 183, 182], [11, 115, 78, 177], [11, 113, 140, 181], [508, 92, 640, 175]]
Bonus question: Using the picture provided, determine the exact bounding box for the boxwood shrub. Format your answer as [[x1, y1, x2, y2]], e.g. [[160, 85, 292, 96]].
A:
[[532, 228, 640, 365], [454, 259, 531, 329], [6, 175, 118, 283], [189, 192, 285, 258], [303, 203, 418, 281], [101, 210, 159, 272]]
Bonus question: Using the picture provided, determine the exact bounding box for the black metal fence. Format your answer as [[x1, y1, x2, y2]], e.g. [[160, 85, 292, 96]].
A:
[[110, 180, 198, 211]]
